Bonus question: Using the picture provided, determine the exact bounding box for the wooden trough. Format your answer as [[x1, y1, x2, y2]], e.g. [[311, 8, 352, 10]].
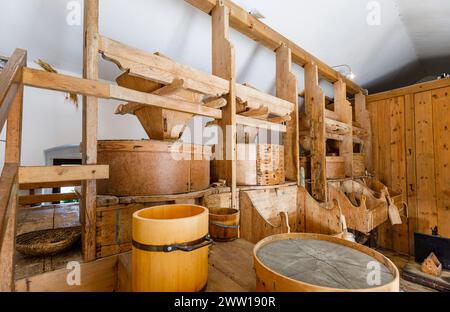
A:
[[97, 140, 211, 196], [254, 233, 400, 292], [330, 180, 389, 234]]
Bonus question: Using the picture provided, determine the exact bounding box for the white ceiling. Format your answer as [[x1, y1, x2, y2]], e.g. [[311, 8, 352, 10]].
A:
[[0, 0, 449, 93]]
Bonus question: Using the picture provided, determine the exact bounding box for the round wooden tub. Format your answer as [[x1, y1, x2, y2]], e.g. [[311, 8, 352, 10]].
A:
[[208, 208, 240, 242], [132, 204, 212, 292], [97, 140, 211, 196], [254, 233, 399, 292]]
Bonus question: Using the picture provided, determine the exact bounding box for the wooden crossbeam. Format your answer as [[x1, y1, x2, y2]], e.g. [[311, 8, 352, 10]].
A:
[[18, 193, 79, 206], [236, 115, 287, 132], [185, 0, 363, 94], [22, 68, 222, 119], [99, 36, 293, 116], [20, 180, 81, 190], [18, 165, 109, 185]]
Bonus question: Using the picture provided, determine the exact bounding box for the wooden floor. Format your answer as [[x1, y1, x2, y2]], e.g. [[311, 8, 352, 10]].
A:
[[15, 204, 436, 292]]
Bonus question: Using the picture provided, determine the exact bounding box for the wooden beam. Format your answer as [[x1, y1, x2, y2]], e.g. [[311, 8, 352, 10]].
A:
[[0, 49, 26, 132], [236, 115, 286, 133], [5, 84, 24, 164], [212, 2, 237, 210], [20, 180, 81, 190], [305, 63, 326, 202], [82, 0, 99, 262], [276, 44, 299, 183], [185, 0, 363, 94], [22, 68, 222, 119], [109, 85, 222, 118], [355, 92, 372, 172], [18, 165, 109, 184], [0, 164, 18, 251], [334, 79, 353, 177], [99, 36, 293, 116], [18, 193, 79, 205], [367, 77, 450, 102], [0, 185, 18, 291]]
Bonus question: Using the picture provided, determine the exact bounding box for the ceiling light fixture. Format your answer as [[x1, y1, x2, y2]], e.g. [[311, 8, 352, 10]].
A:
[[332, 64, 356, 81]]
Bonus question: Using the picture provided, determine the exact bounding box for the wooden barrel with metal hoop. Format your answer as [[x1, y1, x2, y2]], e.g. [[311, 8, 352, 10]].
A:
[[208, 208, 240, 242], [132, 204, 212, 292], [254, 233, 400, 292]]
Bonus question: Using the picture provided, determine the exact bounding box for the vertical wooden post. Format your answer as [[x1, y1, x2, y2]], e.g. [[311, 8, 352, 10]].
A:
[[212, 1, 237, 209], [82, 0, 99, 261], [304, 63, 326, 202], [334, 79, 353, 177], [276, 45, 299, 183], [0, 78, 24, 291], [355, 92, 372, 173]]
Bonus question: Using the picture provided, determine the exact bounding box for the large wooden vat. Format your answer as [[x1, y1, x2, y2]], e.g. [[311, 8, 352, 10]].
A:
[[132, 204, 211, 292], [208, 208, 239, 242], [97, 140, 211, 196], [254, 233, 400, 292]]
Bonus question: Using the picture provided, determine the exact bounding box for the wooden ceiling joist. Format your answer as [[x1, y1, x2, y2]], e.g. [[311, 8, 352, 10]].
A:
[[185, 0, 364, 94]]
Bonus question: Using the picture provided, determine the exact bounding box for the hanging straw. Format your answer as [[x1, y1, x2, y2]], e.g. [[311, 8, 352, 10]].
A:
[[35, 59, 79, 108]]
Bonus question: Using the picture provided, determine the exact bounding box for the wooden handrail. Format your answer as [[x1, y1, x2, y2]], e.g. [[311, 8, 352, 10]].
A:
[[0, 163, 18, 245], [0, 49, 27, 132]]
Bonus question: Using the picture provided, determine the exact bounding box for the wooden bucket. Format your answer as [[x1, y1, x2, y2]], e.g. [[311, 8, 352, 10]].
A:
[[97, 140, 211, 196], [254, 233, 400, 292], [132, 204, 212, 292], [208, 208, 239, 242]]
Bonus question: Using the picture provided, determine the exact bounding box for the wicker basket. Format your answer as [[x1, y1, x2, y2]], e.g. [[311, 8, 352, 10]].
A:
[[16, 226, 81, 257]]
